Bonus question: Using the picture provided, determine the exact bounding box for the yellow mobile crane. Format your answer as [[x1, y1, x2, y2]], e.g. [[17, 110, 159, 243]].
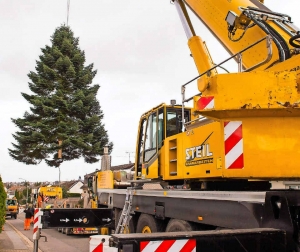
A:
[[41, 1, 300, 250], [135, 0, 300, 191]]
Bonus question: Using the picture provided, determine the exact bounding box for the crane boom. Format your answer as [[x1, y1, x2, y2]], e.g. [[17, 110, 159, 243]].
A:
[[182, 0, 299, 71]]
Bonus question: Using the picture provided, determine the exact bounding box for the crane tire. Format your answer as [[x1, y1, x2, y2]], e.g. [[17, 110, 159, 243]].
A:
[[166, 219, 195, 232], [116, 209, 135, 233], [136, 214, 164, 233]]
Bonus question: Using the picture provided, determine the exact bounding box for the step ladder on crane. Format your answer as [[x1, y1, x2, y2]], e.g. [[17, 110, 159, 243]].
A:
[[115, 179, 151, 234]]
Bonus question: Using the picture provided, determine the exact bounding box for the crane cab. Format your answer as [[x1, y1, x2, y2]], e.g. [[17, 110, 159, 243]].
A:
[[135, 103, 191, 181]]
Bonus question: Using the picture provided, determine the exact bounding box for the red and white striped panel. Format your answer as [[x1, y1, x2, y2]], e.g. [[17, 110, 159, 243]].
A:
[[197, 96, 214, 110], [224, 121, 244, 169], [33, 208, 42, 239], [140, 239, 196, 252]]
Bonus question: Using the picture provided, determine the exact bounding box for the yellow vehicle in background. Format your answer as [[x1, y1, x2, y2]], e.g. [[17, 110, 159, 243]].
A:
[[6, 198, 19, 219], [38, 186, 62, 200]]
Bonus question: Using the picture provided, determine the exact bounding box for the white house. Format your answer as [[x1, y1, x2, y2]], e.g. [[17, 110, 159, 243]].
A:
[[61, 180, 84, 194]]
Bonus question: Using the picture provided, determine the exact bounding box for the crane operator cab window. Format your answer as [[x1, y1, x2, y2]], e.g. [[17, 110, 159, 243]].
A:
[[166, 108, 190, 137], [144, 112, 157, 162]]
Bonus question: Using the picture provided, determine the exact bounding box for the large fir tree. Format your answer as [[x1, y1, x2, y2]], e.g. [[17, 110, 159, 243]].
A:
[[9, 25, 112, 168]]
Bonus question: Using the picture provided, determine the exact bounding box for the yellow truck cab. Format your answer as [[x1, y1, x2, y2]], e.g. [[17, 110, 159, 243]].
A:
[[38, 186, 62, 200], [6, 198, 19, 219]]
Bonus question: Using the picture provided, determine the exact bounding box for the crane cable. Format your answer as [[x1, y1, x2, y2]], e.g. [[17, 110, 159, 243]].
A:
[[67, 0, 70, 26]]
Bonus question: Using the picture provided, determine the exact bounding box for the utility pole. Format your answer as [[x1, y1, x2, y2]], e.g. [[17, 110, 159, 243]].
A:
[[58, 167, 61, 187], [125, 152, 134, 164], [67, 0, 71, 26], [19, 178, 28, 205]]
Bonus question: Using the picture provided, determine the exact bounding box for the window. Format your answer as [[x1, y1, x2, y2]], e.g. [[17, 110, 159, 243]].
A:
[[157, 109, 164, 149], [144, 112, 157, 162], [136, 118, 147, 176], [166, 110, 177, 137], [166, 109, 190, 137], [6, 199, 17, 206]]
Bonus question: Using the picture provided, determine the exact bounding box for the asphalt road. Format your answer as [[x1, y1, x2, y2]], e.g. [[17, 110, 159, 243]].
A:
[[7, 212, 91, 252]]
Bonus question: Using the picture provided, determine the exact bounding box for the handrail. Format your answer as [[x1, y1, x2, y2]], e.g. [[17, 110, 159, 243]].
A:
[[245, 35, 273, 72], [181, 35, 273, 130]]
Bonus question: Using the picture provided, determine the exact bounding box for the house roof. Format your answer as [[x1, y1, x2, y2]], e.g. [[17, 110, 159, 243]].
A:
[[7, 185, 26, 192], [110, 163, 134, 171], [60, 180, 83, 190]]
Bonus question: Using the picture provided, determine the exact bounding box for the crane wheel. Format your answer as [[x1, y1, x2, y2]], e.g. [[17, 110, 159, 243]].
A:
[[116, 209, 135, 233], [166, 219, 195, 232], [136, 214, 164, 233]]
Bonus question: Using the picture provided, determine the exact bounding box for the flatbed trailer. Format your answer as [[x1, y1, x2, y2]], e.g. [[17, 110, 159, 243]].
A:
[[39, 210, 287, 251], [97, 188, 300, 251], [39, 187, 300, 250], [110, 228, 286, 252]]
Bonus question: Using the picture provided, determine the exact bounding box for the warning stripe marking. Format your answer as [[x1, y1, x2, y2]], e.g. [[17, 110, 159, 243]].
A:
[[197, 96, 214, 110], [224, 124, 242, 154], [180, 239, 196, 252], [33, 208, 40, 239], [228, 153, 244, 169], [156, 240, 176, 252], [224, 121, 242, 141], [140, 239, 196, 252], [224, 121, 244, 169], [225, 139, 244, 169], [33, 226, 38, 235], [92, 242, 103, 252], [140, 241, 150, 251]]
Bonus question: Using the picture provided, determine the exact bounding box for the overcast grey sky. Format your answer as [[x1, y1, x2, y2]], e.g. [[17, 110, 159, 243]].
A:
[[0, 0, 298, 183]]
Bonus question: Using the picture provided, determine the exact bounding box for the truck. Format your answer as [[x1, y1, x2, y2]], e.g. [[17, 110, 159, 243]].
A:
[[38, 186, 63, 201], [41, 0, 300, 251], [6, 198, 19, 219]]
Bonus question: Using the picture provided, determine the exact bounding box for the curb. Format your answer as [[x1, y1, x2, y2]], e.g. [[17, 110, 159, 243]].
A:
[[6, 221, 43, 252]]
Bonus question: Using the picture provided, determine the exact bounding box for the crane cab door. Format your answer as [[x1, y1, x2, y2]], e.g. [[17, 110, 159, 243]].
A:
[[135, 106, 191, 180], [135, 108, 164, 179]]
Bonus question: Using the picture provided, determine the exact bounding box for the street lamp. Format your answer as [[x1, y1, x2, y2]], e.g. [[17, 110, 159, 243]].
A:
[[55, 167, 61, 187], [19, 178, 28, 205]]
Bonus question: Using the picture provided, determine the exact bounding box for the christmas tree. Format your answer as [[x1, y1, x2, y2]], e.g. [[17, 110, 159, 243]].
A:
[[9, 25, 112, 168]]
